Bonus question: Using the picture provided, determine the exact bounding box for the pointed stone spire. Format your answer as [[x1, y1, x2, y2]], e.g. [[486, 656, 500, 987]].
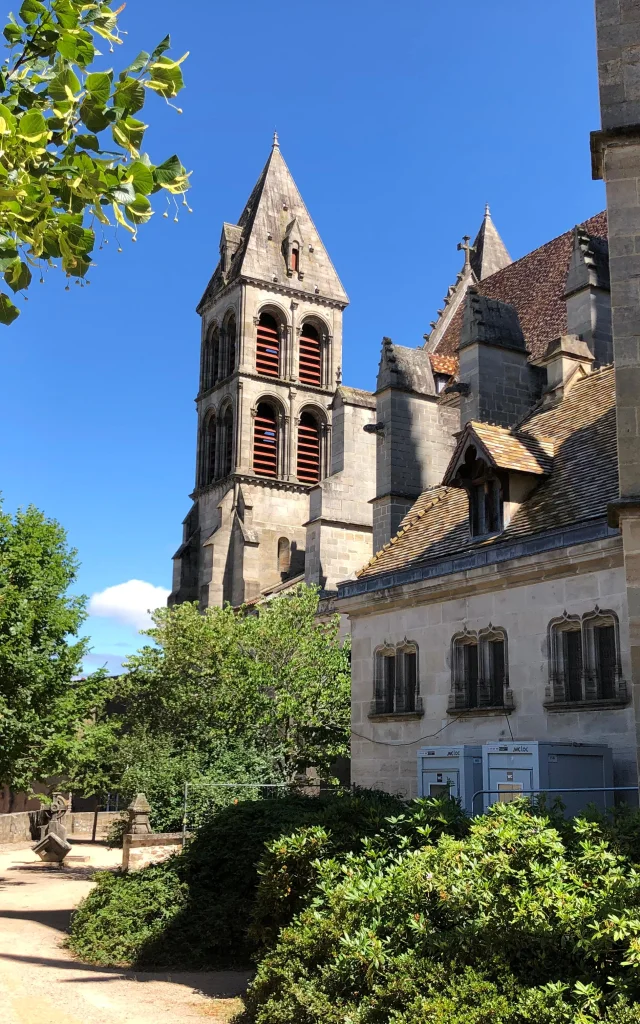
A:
[[469, 204, 512, 280], [272, 129, 279, 149]]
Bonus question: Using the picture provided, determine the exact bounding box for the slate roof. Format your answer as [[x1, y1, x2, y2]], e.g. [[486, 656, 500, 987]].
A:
[[446, 421, 555, 479], [377, 337, 436, 395], [470, 205, 512, 281], [357, 365, 617, 579], [433, 211, 608, 362]]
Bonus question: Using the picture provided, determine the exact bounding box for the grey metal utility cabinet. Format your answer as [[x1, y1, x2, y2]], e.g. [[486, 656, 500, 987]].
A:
[[481, 741, 614, 816], [417, 745, 483, 814]]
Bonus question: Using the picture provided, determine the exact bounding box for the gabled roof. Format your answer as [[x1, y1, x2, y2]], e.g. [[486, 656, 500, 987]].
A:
[[357, 365, 617, 579], [444, 421, 554, 482], [197, 139, 348, 312], [333, 385, 376, 409], [432, 211, 608, 362], [377, 337, 437, 395]]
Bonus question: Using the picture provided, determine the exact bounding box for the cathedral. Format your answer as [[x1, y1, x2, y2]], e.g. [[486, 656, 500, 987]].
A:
[[172, 0, 640, 805]]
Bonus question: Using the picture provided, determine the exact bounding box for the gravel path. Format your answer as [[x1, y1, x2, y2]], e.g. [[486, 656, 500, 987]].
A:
[[0, 839, 250, 1023]]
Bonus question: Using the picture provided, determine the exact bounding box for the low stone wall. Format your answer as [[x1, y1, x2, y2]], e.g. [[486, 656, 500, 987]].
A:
[[122, 833, 185, 872], [0, 810, 121, 844], [0, 809, 48, 844]]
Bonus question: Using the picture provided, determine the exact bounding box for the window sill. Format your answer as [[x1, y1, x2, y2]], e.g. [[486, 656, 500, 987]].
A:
[[368, 710, 424, 722], [544, 698, 630, 713], [447, 705, 514, 717]]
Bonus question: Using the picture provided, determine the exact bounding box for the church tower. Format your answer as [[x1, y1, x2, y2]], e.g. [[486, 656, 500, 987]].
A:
[[170, 135, 349, 608]]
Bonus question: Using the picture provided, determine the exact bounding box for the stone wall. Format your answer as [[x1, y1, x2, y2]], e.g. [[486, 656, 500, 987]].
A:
[[122, 832, 184, 871], [459, 341, 544, 430], [0, 810, 120, 844], [345, 537, 635, 799]]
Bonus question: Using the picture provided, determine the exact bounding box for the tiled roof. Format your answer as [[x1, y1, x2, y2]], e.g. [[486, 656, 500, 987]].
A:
[[429, 354, 458, 376], [433, 212, 608, 362], [357, 365, 617, 579], [453, 421, 554, 477]]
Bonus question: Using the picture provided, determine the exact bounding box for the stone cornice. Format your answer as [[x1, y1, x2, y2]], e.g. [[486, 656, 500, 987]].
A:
[[337, 520, 622, 615], [302, 516, 373, 531], [591, 124, 640, 180], [198, 275, 347, 316]]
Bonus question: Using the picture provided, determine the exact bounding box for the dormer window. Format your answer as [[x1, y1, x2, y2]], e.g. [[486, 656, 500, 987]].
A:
[[458, 447, 504, 537]]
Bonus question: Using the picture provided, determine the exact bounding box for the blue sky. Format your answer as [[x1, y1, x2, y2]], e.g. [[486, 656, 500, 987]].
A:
[[0, 0, 605, 672]]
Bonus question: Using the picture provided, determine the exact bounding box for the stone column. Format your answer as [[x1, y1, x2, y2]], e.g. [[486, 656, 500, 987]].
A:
[[593, 0, 640, 776]]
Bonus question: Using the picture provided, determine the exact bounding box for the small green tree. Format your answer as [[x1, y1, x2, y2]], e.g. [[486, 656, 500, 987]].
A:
[[0, 500, 107, 791], [122, 585, 352, 783], [0, 0, 188, 324]]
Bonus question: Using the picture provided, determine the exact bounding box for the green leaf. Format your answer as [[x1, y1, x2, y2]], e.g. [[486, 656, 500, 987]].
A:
[[75, 134, 100, 153], [124, 193, 152, 225], [121, 51, 149, 78], [127, 161, 154, 195], [4, 259, 31, 293], [150, 35, 171, 60], [51, 0, 79, 30], [0, 292, 20, 324], [79, 98, 113, 134], [49, 68, 81, 104], [113, 77, 145, 116], [18, 109, 49, 142], [3, 22, 24, 45], [0, 104, 17, 135], [19, 0, 46, 25], [144, 55, 187, 99], [110, 181, 136, 206], [85, 72, 112, 106], [57, 29, 94, 66], [111, 116, 146, 156], [153, 155, 183, 185]]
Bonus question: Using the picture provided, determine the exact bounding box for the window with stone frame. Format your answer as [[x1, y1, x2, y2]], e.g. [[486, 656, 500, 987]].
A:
[[449, 626, 513, 712], [370, 642, 422, 717], [546, 608, 627, 707], [455, 446, 505, 537]]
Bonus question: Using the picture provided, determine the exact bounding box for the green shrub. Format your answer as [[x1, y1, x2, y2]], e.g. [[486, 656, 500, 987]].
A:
[[105, 813, 129, 849], [67, 788, 406, 969], [68, 865, 187, 966], [243, 802, 640, 1024]]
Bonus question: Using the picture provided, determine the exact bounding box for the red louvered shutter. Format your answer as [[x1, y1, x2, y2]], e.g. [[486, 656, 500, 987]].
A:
[[297, 413, 320, 484], [299, 324, 321, 387], [256, 314, 280, 377], [254, 403, 278, 477]]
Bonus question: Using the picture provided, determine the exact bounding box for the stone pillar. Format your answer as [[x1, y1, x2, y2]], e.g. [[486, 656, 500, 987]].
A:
[[593, 0, 640, 777]]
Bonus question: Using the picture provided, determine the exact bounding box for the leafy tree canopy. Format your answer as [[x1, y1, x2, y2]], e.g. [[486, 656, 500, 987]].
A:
[[0, 0, 189, 325], [70, 586, 351, 814], [0, 499, 107, 791]]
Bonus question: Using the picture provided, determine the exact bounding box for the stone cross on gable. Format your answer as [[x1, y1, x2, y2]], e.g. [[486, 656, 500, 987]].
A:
[[457, 235, 476, 269]]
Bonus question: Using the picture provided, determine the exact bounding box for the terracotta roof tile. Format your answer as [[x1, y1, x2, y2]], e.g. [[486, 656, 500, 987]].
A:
[[357, 366, 617, 579], [462, 421, 554, 476], [429, 354, 458, 375], [434, 212, 608, 362]]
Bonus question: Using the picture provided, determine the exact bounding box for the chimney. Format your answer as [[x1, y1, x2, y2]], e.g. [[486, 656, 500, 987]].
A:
[[534, 334, 595, 401]]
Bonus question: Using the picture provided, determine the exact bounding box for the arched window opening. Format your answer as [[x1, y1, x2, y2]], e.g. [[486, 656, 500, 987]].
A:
[[290, 247, 299, 273], [226, 315, 236, 376], [450, 628, 512, 712], [457, 446, 504, 537], [297, 412, 320, 484], [221, 406, 234, 478], [299, 323, 322, 387], [256, 312, 280, 377], [202, 324, 220, 391], [371, 643, 421, 717], [278, 537, 291, 576], [205, 415, 217, 485], [547, 609, 627, 706], [254, 402, 278, 477]]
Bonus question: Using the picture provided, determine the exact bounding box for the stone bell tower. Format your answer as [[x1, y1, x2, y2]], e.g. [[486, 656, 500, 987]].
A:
[[170, 134, 349, 608]]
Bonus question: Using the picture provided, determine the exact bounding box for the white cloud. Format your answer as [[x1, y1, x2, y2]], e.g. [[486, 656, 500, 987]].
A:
[[88, 579, 170, 631]]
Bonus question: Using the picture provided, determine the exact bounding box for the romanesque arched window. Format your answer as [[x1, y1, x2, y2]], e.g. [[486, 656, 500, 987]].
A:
[[256, 312, 280, 378], [202, 323, 220, 391], [204, 413, 217, 485], [222, 312, 236, 378], [299, 322, 321, 387], [253, 401, 278, 477], [297, 411, 321, 484], [220, 405, 234, 478], [278, 537, 291, 575]]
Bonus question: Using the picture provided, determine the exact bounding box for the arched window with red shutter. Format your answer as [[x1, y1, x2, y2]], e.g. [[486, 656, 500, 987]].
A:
[[297, 411, 321, 484], [256, 312, 280, 377], [253, 402, 278, 477], [299, 322, 321, 387]]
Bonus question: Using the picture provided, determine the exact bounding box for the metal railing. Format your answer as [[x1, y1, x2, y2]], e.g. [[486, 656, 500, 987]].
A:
[[470, 785, 639, 817]]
